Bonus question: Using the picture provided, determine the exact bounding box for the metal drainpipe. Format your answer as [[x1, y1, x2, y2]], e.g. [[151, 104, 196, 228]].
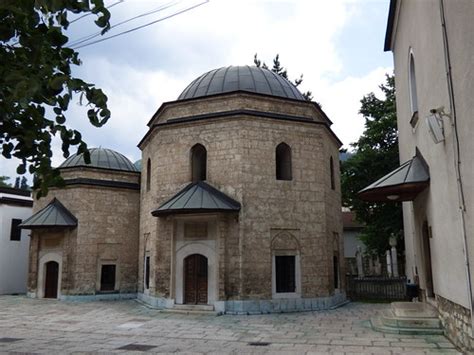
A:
[[439, 0, 474, 335]]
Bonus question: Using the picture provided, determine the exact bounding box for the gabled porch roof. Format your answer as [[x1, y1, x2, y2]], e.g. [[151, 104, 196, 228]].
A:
[[152, 181, 241, 217], [358, 153, 430, 202], [19, 198, 78, 229]]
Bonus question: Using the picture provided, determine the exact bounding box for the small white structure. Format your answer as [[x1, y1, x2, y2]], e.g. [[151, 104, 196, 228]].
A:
[[0, 187, 32, 294]]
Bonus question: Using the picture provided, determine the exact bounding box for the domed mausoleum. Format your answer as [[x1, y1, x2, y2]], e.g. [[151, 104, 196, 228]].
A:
[[21, 148, 140, 299], [22, 66, 345, 312], [138, 65, 345, 312]]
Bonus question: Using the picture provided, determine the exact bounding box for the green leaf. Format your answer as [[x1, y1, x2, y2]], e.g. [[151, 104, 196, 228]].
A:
[[17, 164, 26, 174]]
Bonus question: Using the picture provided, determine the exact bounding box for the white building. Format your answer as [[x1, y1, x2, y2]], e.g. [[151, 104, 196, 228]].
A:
[[360, 0, 474, 351], [0, 187, 32, 294]]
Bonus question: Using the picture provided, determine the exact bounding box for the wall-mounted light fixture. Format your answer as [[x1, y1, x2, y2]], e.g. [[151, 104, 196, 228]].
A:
[[426, 106, 451, 144]]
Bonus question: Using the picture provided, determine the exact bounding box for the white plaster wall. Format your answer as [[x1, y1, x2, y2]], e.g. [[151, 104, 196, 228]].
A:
[[391, 0, 474, 307], [343, 230, 364, 258], [0, 195, 32, 294]]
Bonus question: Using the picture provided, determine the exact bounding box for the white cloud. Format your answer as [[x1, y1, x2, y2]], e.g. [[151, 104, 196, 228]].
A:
[[318, 66, 392, 148], [1, 0, 392, 182]]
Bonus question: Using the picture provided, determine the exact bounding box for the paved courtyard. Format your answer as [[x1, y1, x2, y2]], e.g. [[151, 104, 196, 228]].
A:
[[0, 296, 459, 354]]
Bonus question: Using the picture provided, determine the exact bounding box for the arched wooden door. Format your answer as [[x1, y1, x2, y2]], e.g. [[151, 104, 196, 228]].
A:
[[184, 254, 208, 304], [44, 261, 59, 298]]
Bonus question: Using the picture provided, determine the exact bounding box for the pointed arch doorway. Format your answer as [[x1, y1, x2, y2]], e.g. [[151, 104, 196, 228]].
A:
[[44, 261, 59, 298], [184, 254, 208, 304]]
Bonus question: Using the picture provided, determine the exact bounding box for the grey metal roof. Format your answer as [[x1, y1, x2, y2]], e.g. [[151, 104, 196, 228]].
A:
[[19, 198, 78, 229], [358, 153, 430, 202], [134, 159, 142, 171], [152, 181, 241, 216], [178, 66, 306, 101], [59, 148, 138, 172]]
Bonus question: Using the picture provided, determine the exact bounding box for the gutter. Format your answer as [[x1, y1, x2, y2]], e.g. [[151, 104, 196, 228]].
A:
[[439, 0, 474, 335]]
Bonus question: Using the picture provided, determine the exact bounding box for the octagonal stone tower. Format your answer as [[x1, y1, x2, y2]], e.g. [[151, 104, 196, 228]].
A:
[[22, 148, 140, 300], [138, 65, 344, 313]]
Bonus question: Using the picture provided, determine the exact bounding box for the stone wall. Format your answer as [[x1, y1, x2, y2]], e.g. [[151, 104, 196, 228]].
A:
[[436, 294, 474, 352], [139, 93, 343, 304], [29, 168, 140, 296]]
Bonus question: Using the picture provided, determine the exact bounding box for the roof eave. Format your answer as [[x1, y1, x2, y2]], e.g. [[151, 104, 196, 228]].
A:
[[358, 181, 430, 202], [151, 208, 240, 217], [384, 0, 398, 52]]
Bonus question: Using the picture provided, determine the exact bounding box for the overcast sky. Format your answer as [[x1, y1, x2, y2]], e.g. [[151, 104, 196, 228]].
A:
[[1, 0, 393, 184]]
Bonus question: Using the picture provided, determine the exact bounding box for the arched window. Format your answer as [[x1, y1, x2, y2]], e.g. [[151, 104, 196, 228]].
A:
[[330, 156, 335, 190], [146, 158, 151, 191], [409, 52, 418, 114], [276, 143, 292, 180], [191, 144, 207, 181]]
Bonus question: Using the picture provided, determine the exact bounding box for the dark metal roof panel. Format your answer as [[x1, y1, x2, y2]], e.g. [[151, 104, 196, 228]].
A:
[[59, 148, 138, 172], [358, 153, 430, 202], [178, 65, 306, 101], [152, 181, 241, 216], [384, 0, 398, 51], [19, 198, 77, 229]]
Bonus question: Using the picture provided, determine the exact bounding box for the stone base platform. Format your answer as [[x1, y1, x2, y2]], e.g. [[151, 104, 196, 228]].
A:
[[371, 302, 444, 335], [137, 292, 348, 315]]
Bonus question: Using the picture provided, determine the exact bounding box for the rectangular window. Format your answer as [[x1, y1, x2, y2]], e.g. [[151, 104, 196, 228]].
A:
[[10, 219, 22, 241], [333, 255, 339, 289], [100, 264, 116, 291], [275, 255, 296, 293], [145, 256, 150, 289]]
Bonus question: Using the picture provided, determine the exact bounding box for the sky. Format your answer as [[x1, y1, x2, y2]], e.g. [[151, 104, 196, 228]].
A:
[[1, 0, 393, 184]]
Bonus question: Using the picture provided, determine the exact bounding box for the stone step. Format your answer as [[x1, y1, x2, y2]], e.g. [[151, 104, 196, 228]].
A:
[[172, 304, 215, 311], [380, 310, 442, 329], [391, 301, 438, 318], [162, 304, 220, 316], [370, 317, 445, 335]]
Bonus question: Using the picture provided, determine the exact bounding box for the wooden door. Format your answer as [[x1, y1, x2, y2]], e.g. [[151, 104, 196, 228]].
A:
[[422, 221, 434, 297], [44, 261, 59, 298], [184, 254, 208, 304]]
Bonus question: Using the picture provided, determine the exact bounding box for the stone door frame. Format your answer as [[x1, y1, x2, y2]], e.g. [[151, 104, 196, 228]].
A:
[[175, 242, 217, 305], [38, 252, 62, 299]]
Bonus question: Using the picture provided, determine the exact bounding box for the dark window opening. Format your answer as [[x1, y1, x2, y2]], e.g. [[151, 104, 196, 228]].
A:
[[333, 255, 339, 289], [409, 53, 419, 115], [191, 144, 207, 181], [276, 143, 292, 180], [145, 256, 150, 289], [330, 156, 335, 190], [146, 158, 151, 192], [275, 255, 296, 293], [10, 219, 22, 241], [100, 264, 116, 291]]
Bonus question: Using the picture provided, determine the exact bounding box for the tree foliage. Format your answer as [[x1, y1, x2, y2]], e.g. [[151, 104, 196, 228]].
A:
[[254, 53, 313, 101], [0, 0, 112, 198], [0, 176, 11, 187], [341, 74, 403, 256]]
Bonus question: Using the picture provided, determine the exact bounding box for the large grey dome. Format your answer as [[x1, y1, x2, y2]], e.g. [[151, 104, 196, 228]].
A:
[[178, 66, 306, 101], [59, 148, 138, 172]]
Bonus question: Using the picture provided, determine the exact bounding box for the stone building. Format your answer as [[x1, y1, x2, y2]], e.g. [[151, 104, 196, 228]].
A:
[[21, 148, 140, 300], [22, 65, 345, 313], [360, 1, 474, 351]]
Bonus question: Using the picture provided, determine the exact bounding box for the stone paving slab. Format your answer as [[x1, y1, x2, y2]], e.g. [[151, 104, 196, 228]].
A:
[[0, 296, 461, 354]]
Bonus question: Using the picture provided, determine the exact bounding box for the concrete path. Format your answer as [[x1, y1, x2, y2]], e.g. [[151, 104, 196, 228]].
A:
[[0, 296, 460, 354]]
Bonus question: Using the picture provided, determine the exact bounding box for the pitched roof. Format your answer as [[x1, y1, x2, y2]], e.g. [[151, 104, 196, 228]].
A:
[[342, 211, 364, 230], [358, 153, 430, 202], [19, 198, 78, 229], [152, 181, 241, 217]]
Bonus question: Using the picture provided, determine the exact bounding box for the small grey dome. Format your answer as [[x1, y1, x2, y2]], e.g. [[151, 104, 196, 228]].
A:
[[178, 65, 305, 101], [134, 159, 142, 171], [59, 148, 138, 172]]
